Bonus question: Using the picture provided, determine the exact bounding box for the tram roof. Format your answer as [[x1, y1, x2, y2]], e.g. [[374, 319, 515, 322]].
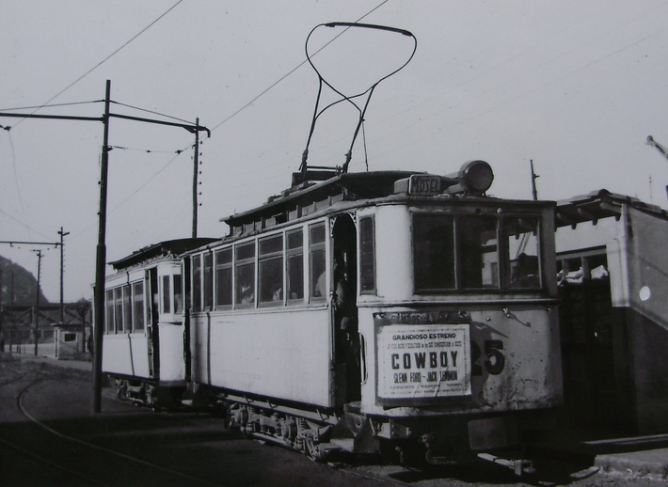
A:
[[555, 189, 668, 228], [109, 238, 218, 270], [222, 170, 417, 229]]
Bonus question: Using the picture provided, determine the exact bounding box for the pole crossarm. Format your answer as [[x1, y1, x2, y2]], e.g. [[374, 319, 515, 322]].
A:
[[0, 240, 60, 247], [0, 110, 209, 136], [0, 113, 103, 122], [108, 112, 210, 137]]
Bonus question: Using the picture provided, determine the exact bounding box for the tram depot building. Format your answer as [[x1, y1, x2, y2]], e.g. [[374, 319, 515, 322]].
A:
[[554, 189, 668, 436]]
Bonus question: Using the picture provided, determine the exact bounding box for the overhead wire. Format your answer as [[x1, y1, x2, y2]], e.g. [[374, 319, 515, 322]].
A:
[[10, 0, 185, 129], [208, 0, 391, 135], [0, 100, 104, 112], [373, 17, 668, 164], [1, 0, 187, 246], [0, 209, 53, 241], [110, 100, 195, 125], [161, 0, 392, 216], [357, 0, 668, 163]]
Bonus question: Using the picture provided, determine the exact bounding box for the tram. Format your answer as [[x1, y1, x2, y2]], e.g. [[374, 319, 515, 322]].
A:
[[101, 22, 562, 471], [183, 160, 562, 467], [101, 238, 215, 407]]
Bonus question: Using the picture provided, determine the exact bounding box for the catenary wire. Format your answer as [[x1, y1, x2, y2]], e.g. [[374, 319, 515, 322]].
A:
[[0, 100, 104, 112], [10, 0, 185, 129], [207, 0, 390, 134], [110, 100, 195, 125]]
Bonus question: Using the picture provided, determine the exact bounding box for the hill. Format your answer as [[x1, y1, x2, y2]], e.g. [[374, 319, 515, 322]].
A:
[[0, 255, 49, 306]]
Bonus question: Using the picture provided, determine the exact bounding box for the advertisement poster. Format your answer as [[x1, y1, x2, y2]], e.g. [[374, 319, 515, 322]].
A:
[[376, 322, 471, 402]]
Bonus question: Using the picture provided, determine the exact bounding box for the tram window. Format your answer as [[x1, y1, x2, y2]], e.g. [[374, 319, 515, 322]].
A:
[[259, 235, 284, 304], [133, 282, 145, 331], [413, 215, 455, 291], [310, 223, 327, 299], [360, 217, 375, 293], [105, 290, 114, 334], [203, 252, 213, 310], [215, 249, 233, 309], [505, 217, 541, 289], [459, 216, 499, 289], [287, 229, 304, 301], [173, 274, 183, 313], [114, 287, 123, 333], [192, 254, 202, 312], [235, 242, 256, 306], [162, 275, 171, 314], [122, 286, 132, 332]]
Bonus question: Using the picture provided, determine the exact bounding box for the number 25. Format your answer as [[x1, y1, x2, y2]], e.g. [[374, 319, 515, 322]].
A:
[[471, 340, 505, 376]]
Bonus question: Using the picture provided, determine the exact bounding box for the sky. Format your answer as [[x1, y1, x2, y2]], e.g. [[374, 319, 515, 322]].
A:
[[1, 0, 668, 304]]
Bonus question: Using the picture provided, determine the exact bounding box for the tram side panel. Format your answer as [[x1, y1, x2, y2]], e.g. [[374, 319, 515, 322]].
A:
[[191, 308, 334, 407], [102, 269, 152, 380], [102, 333, 151, 378], [158, 322, 186, 383]]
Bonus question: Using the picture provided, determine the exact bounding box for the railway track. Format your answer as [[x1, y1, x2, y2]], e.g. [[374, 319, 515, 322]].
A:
[[0, 363, 401, 487], [1, 377, 225, 487]]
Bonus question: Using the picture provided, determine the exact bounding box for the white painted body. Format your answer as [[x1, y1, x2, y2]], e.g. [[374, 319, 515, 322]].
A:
[[102, 332, 151, 378], [191, 305, 332, 406]]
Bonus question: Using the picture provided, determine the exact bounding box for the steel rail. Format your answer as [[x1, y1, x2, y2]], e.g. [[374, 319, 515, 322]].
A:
[[17, 379, 224, 487]]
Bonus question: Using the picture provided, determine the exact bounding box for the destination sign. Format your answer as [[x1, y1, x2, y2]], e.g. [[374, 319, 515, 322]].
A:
[[408, 175, 442, 195]]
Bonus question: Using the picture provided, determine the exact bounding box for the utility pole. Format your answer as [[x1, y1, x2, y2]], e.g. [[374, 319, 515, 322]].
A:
[[93, 80, 111, 414], [32, 250, 42, 356], [530, 160, 539, 201], [192, 117, 200, 238], [58, 227, 69, 323], [0, 268, 3, 352]]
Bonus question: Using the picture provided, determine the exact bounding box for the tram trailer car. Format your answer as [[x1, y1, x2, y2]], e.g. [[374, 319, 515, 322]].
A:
[[102, 238, 216, 407], [184, 160, 562, 469]]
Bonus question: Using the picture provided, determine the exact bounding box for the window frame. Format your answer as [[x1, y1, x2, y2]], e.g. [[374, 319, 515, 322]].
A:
[[286, 228, 305, 304], [132, 281, 145, 332], [411, 209, 545, 294], [359, 216, 376, 294], [258, 233, 285, 306], [234, 241, 256, 307], [309, 222, 328, 302], [214, 247, 233, 310], [192, 254, 203, 312]]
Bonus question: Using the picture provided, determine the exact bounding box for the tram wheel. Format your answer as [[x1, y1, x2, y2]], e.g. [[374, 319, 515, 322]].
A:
[[305, 437, 323, 462]]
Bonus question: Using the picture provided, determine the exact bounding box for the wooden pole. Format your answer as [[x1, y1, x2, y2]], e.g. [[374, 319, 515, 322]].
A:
[[93, 80, 111, 413], [192, 117, 200, 238]]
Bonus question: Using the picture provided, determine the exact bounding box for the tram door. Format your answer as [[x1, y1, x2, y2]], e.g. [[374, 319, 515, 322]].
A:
[[146, 268, 160, 380], [332, 214, 361, 404]]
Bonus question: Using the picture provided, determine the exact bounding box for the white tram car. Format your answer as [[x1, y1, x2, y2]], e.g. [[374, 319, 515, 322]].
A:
[[102, 238, 215, 407], [180, 160, 562, 466]]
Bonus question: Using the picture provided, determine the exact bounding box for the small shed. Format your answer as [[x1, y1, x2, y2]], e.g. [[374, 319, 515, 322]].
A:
[[53, 322, 87, 360]]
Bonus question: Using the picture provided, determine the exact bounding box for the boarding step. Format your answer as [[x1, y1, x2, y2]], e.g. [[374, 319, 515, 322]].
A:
[[328, 438, 355, 452]]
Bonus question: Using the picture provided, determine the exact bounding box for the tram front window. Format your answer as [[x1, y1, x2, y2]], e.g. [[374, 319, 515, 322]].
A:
[[413, 213, 542, 293], [459, 216, 499, 289], [413, 215, 455, 291], [505, 217, 541, 289]]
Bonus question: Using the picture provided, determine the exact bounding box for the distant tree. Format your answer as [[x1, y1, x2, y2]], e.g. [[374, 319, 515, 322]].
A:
[[0, 255, 50, 306]]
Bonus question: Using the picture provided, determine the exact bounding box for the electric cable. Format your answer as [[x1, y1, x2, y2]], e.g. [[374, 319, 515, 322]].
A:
[[0, 100, 104, 112], [208, 0, 390, 134], [110, 100, 194, 125], [10, 0, 185, 129]]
